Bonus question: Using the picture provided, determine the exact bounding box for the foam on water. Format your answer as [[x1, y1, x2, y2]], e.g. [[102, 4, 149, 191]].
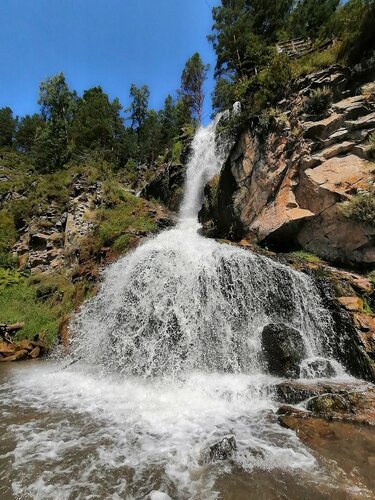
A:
[[1, 363, 319, 499]]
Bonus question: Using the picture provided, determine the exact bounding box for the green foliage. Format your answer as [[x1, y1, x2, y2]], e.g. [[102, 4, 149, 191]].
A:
[[0, 210, 17, 266], [342, 179, 375, 227], [179, 52, 209, 124], [343, 190, 375, 227], [303, 86, 333, 115], [0, 107, 16, 147], [32, 72, 77, 172], [15, 114, 44, 153], [96, 191, 157, 249], [209, 0, 293, 80], [290, 250, 321, 262], [287, 0, 340, 39], [71, 86, 123, 161], [291, 46, 338, 77], [128, 84, 150, 130], [332, 0, 375, 65], [172, 141, 183, 164], [0, 269, 59, 347], [112, 234, 132, 253], [212, 78, 236, 114]]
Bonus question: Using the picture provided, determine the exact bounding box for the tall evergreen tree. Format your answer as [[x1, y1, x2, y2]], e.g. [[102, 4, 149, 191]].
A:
[[179, 53, 209, 124], [15, 114, 44, 152], [128, 84, 150, 130], [0, 107, 16, 147], [33, 72, 77, 171], [71, 86, 124, 158]]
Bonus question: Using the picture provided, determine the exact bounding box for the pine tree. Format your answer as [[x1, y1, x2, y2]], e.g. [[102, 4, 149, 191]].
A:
[[179, 53, 209, 124], [0, 107, 16, 147]]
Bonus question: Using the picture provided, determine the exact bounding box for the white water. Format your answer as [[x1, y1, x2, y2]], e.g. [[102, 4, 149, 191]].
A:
[[0, 119, 354, 499]]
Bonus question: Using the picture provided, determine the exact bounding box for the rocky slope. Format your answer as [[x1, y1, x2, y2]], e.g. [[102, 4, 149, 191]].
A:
[[200, 64, 375, 266]]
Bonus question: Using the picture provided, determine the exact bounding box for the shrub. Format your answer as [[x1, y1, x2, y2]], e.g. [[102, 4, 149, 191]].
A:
[[343, 189, 375, 227], [304, 86, 333, 115]]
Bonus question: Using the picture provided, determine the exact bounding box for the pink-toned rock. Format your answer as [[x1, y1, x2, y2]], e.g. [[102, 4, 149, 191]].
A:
[[354, 313, 375, 332], [338, 297, 364, 311], [351, 277, 373, 294]]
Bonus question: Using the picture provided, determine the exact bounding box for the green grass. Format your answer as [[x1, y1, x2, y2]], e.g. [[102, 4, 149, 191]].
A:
[[0, 269, 59, 347], [290, 250, 321, 263], [291, 46, 339, 78], [96, 191, 157, 248]]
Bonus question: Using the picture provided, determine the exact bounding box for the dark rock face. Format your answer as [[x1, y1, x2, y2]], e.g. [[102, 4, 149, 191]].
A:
[[141, 163, 185, 211], [300, 358, 337, 378], [274, 380, 365, 405], [311, 273, 375, 382], [261, 323, 307, 378]]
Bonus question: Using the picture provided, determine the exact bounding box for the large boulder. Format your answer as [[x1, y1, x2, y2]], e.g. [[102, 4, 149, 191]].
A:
[[261, 323, 307, 378]]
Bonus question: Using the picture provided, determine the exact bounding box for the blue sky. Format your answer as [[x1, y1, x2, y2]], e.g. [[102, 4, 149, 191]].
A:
[[0, 0, 220, 124]]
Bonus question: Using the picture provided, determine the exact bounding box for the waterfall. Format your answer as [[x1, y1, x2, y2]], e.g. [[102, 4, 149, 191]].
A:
[[2, 119, 353, 500], [70, 118, 340, 379]]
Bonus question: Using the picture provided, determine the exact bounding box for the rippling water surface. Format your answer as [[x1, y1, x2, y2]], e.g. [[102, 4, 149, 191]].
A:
[[1, 362, 375, 499]]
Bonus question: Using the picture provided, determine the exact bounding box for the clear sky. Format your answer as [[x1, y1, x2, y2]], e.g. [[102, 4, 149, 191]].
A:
[[0, 0, 220, 125]]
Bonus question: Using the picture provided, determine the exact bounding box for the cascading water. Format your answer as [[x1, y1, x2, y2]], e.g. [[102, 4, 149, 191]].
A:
[[2, 119, 365, 500], [70, 117, 339, 379]]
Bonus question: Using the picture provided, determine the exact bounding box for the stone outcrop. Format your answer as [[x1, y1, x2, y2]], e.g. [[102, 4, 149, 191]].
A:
[[12, 174, 101, 274], [200, 64, 375, 265], [277, 383, 375, 426]]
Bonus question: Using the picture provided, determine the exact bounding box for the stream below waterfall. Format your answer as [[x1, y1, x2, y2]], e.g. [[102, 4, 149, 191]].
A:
[[0, 119, 375, 499]]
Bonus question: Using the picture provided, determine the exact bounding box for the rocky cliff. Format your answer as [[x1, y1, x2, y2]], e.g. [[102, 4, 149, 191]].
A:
[[200, 64, 375, 266]]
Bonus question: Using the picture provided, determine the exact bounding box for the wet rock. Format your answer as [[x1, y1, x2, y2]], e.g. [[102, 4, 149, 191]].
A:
[[306, 389, 375, 424], [141, 163, 185, 211], [261, 323, 307, 378], [203, 435, 237, 462], [274, 380, 354, 404], [300, 358, 337, 378], [278, 414, 337, 441], [277, 405, 308, 417]]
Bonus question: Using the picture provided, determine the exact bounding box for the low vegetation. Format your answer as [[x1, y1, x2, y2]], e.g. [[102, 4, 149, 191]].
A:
[[303, 86, 333, 115], [342, 185, 375, 227], [290, 250, 321, 263]]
